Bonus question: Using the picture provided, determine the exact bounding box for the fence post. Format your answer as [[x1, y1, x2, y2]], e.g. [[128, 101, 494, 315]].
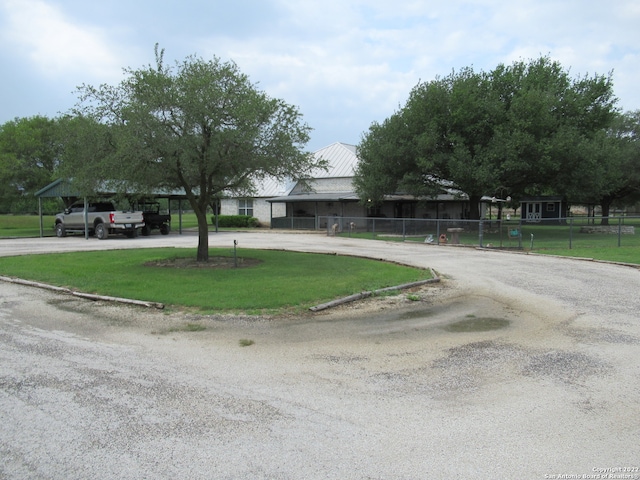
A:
[[569, 217, 573, 249], [618, 217, 622, 247], [402, 219, 406, 241], [436, 220, 440, 246], [519, 219, 523, 248], [479, 220, 484, 247]]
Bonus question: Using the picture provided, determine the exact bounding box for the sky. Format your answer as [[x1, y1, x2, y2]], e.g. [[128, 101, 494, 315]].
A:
[[1, 0, 639, 152]]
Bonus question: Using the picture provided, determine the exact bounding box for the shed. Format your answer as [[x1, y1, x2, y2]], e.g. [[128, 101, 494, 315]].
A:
[[520, 195, 567, 223]]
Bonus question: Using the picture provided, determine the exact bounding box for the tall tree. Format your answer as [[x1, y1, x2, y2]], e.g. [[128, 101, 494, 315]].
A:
[[492, 58, 616, 198], [0, 116, 62, 213], [356, 68, 502, 219], [410, 67, 504, 218], [354, 111, 424, 206], [67, 46, 323, 261], [355, 57, 617, 219], [585, 110, 640, 223]]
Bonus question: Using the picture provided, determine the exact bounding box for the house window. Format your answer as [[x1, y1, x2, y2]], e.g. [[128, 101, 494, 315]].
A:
[[238, 199, 253, 216], [546, 203, 555, 212]]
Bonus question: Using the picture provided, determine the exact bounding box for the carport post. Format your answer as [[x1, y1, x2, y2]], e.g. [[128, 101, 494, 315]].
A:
[[84, 197, 89, 240], [38, 198, 44, 238]]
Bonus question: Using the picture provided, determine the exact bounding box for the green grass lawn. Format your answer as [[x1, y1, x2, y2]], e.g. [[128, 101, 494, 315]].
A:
[[0, 248, 432, 312], [0, 213, 206, 237], [364, 221, 640, 265], [478, 221, 640, 264], [528, 246, 640, 264], [0, 215, 57, 237], [0, 218, 640, 313], [0, 213, 258, 237]]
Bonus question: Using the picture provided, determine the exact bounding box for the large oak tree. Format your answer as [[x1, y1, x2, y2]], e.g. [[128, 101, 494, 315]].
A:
[[68, 46, 323, 261], [355, 57, 617, 219]]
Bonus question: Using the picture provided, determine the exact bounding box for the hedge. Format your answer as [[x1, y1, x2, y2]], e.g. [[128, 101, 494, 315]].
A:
[[210, 215, 260, 228]]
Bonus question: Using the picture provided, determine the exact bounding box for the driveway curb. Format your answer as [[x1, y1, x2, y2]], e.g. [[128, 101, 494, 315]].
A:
[[0, 275, 165, 309], [309, 268, 440, 312]]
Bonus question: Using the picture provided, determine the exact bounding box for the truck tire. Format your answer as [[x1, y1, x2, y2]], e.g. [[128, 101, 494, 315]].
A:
[[141, 225, 151, 236], [55, 223, 66, 237], [95, 222, 109, 240], [160, 223, 170, 235]]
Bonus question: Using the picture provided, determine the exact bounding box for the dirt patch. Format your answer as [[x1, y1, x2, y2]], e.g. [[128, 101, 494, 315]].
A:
[[144, 256, 263, 269], [443, 317, 511, 332]]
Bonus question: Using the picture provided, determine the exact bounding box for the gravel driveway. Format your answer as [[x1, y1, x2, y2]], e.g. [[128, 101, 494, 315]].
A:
[[1, 232, 639, 479]]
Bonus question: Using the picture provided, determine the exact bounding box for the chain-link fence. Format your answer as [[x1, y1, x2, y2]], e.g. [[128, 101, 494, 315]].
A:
[[317, 215, 640, 250]]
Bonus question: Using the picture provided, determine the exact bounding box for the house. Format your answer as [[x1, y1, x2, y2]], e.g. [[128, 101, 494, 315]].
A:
[[265, 142, 483, 229], [219, 144, 364, 226], [219, 176, 288, 226], [265, 142, 362, 228]]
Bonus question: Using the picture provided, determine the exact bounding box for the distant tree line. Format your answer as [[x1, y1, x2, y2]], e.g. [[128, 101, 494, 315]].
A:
[[0, 115, 64, 214], [1, 53, 639, 236]]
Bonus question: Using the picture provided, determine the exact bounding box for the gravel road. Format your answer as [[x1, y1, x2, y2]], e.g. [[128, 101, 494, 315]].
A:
[[1, 232, 639, 479]]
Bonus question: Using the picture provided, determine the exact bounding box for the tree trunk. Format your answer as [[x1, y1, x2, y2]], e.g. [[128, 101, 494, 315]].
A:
[[600, 197, 613, 226], [195, 207, 210, 262], [468, 194, 481, 221]]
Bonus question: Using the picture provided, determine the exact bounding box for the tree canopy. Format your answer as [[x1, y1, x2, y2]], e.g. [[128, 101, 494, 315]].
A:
[[0, 116, 62, 213], [65, 46, 323, 261], [581, 110, 640, 223], [354, 56, 619, 219]]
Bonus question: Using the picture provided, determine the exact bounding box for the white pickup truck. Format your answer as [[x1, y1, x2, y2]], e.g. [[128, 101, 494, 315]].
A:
[[54, 201, 145, 239]]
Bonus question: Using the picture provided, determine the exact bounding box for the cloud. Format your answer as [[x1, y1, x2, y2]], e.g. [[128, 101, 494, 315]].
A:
[[0, 0, 125, 81], [182, 0, 638, 148], [0, 0, 638, 149]]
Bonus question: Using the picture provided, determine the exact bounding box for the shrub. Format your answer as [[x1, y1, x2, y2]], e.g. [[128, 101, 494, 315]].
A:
[[211, 215, 260, 228]]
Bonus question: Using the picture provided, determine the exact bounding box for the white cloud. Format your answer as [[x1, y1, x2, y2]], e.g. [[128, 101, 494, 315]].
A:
[[0, 0, 638, 148], [189, 0, 637, 147], [0, 0, 125, 81]]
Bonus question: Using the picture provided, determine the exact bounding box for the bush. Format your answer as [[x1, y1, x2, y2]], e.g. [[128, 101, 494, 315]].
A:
[[211, 215, 260, 228]]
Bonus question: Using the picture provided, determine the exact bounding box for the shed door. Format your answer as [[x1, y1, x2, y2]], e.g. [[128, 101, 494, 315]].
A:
[[526, 203, 542, 222]]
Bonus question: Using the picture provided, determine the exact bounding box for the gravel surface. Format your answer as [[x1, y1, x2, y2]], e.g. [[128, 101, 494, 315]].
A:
[[1, 232, 639, 479]]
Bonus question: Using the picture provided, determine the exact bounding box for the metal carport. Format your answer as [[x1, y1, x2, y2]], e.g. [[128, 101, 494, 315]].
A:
[[34, 179, 191, 238]]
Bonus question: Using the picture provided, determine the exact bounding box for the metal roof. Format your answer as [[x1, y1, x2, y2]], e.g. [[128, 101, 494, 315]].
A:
[[251, 176, 294, 198], [520, 195, 564, 202], [34, 178, 190, 199], [253, 142, 359, 197], [308, 142, 358, 178], [37, 142, 361, 201], [267, 192, 360, 203], [34, 178, 79, 198]]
